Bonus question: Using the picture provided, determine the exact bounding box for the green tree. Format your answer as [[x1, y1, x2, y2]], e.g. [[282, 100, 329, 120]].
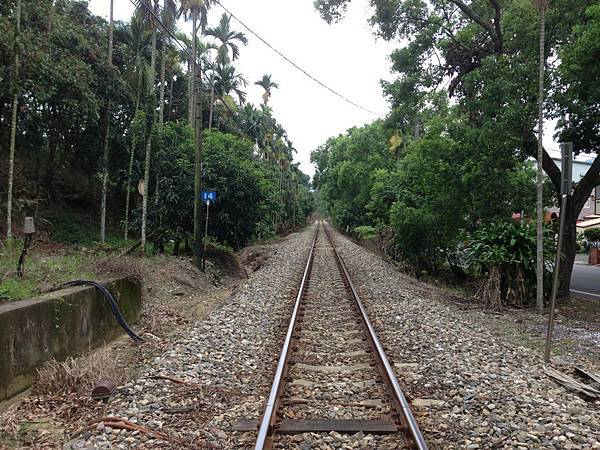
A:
[[178, 0, 212, 123], [117, 12, 152, 240], [315, 0, 599, 300], [205, 13, 247, 128], [255, 74, 279, 106], [311, 121, 392, 231], [205, 13, 248, 64], [213, 62, 247, 105]]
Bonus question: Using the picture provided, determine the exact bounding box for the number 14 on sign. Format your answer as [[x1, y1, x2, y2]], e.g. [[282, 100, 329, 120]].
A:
[[202, 191, 217, 204]]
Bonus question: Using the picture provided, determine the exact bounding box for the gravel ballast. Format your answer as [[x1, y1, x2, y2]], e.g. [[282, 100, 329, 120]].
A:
[[72, 228, 315, 449], [65, 222, 599, 449], [331, 226, 600, 449]]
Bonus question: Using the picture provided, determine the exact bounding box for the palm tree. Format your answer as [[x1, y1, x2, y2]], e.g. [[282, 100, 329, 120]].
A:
[[140, 0, 160, 252], [159, 0, 177, 127], [255, 74, 279, 106], [179, 0, 212, 123], [205, 13, 248, 64], [534, 0, 548, 312], [6, 0, 21, 244], [100, 0, 115, 243], [205, 13, 247, 128], [214, 62, 247, 105], [118, 12, 152, 240], [154, 0, 178, 214], [179, 0, 212, 268]]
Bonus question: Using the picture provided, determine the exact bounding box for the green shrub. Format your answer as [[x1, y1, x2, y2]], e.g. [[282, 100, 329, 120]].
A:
[[389, 202, 448, 275], [0, 278, 34, 300], [583, 227, 600, 245], [353, 225, 377, 240], [465, 221, 555, 308]]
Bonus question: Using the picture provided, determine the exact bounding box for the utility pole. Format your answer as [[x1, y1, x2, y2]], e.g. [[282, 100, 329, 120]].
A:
[[534, 0, 548, 312]]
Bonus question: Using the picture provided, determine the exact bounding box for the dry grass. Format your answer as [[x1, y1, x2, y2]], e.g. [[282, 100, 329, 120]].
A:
[[475, 266, 502, 310], [89, 256, 147, 286], [33, 349, 127, 396]]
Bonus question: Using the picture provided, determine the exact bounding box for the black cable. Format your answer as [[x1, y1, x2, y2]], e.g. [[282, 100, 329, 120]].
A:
[[63, 280, 144, 343], [130, 0, 377, 117], [213, 0, 378, 116]]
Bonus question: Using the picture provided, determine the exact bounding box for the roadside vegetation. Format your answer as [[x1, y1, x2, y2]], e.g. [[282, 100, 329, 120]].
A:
[[313, 0, 600, 308], [0, 0, 313, 300]]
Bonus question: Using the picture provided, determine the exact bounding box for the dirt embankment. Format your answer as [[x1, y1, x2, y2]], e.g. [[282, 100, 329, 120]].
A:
[[0, 241, 280, 448]]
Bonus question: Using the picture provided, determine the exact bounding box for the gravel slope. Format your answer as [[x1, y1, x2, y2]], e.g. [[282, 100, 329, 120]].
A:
[[74, 227, 315, 449], [331, 226, 600, 449], [69, 222, 600, 449]]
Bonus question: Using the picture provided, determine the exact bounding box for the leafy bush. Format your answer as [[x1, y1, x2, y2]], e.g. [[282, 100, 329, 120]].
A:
[[465, 221, 555, 308], [389, 202, 446, 275], [136, 126, 313, 251], [353, 225, 377, 240], [583, 227, 600, 246]]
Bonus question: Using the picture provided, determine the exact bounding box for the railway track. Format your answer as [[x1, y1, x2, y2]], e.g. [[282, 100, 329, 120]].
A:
[[238, 221, 427, 449]]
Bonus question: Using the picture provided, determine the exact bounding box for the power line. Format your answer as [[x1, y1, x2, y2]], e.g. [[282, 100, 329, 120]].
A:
[[213, 0, 378, 116], [127, 0, 303, 165]]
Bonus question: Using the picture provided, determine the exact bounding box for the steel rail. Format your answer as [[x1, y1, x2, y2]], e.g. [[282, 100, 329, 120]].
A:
[[323, 224, 429, 450], [254, 225, 320, 449]]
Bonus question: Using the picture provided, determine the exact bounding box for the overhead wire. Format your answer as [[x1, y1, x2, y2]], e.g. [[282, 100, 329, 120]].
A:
[[213, 0, 378, 116], [128, 0, 308, 155], [128, 0, 378, 162]]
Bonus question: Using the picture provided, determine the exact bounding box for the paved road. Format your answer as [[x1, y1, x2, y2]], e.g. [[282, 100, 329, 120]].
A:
[[571, 263, 600, 300]]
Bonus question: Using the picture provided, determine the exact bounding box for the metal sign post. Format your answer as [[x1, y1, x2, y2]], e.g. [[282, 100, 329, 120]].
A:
[[544, 142, 572, 363], [17, 217, 35, 278], [201, 191, 217, 272]]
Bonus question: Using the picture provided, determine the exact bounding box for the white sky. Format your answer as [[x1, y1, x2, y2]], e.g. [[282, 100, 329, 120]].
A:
[[88, 0, 396, 177], [88, 0, 558, 178]]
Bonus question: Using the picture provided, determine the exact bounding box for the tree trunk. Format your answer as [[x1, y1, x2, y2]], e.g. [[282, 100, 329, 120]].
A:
[[141, 4, 158, 252], [124, 138, 136, 241], [159, 34, 166, 125], [100, 111, 111, 242], [525, 135, 600, 303], [100, 0, 114, 243], [155, 25, 166, 209], [6, 0, 21, 243], [167, 73, 174, 121], [193, 21, 204, 269], [558, 200, 578, 300], [208, 83, 215, 131], [124, 68, 144, 241], [188, 20, 196, 125], [535, 5, 546, 312]]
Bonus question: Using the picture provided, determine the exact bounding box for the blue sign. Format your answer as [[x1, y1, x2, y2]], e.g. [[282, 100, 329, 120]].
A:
[[202, 191, 217, 204]]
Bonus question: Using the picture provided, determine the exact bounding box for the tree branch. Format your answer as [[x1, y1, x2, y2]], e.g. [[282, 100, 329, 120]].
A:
[[488, 0, 503, 52], [449, 0, 500, 52], [524, 130, 561, 192]]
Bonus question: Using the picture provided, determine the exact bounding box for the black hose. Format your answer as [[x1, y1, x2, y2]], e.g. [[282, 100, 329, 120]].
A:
[[62, 280, 144, 343]]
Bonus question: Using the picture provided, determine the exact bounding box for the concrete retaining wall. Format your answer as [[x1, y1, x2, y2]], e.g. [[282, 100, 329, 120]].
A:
[[0, 278, 141, 402]]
